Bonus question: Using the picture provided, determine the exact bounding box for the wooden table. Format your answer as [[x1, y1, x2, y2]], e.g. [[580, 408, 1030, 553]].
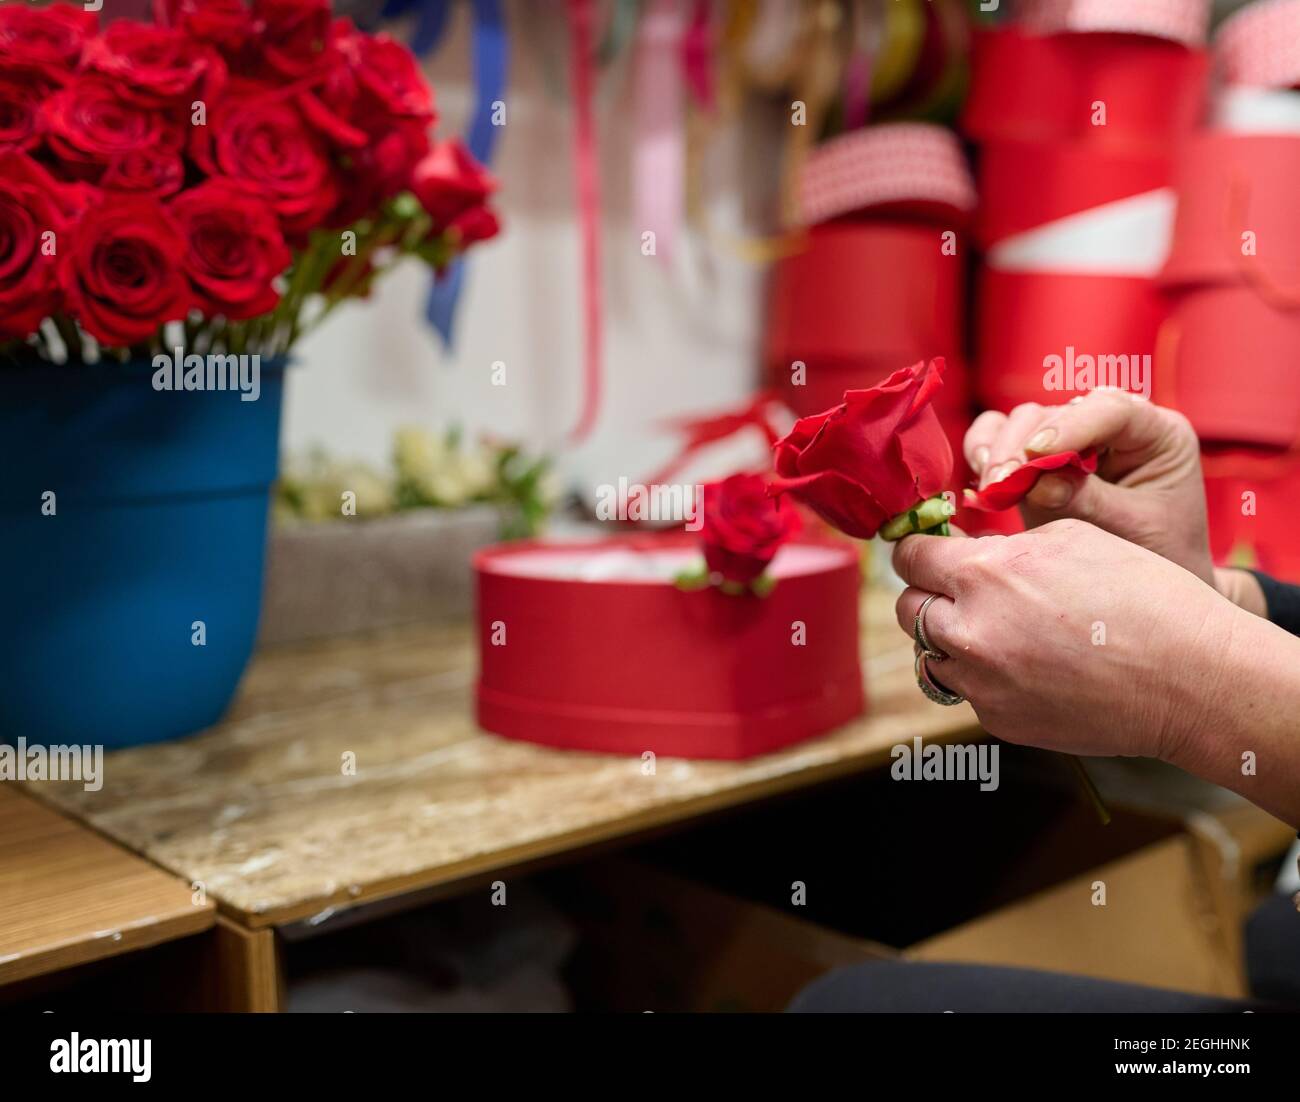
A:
[[22, 587, 982, 1007], [0, 786, 214, 988]]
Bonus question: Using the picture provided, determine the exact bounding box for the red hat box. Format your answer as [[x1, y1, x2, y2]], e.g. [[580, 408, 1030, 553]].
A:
[[1203, 447, 1300, 580], [475, 535, 864, 760], [1160, 134, 1300, 289], [1158, 287, 1300, 447], [963, 25, 1209, 149], [765, 221, 966, 418], [974, 267, 1167, 412]]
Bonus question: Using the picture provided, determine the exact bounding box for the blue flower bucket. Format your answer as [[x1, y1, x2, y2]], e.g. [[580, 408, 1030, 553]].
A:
[[0, 359, 285, 749]]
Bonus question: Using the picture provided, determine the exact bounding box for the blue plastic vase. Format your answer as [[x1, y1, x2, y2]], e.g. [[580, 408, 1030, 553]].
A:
[[0, 360, 285, 749]]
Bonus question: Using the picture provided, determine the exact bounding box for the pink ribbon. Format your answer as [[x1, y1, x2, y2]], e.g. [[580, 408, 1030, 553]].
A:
[[567, 0, 603, 444], [635, 0, 687, 267]]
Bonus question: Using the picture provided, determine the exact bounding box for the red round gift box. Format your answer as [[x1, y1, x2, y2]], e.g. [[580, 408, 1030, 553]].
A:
[[963, 26, 1208, 149], [765, 220, 966, 418], [1161, 134, 1300, 289], [474, 535, 865, 760], [1203, 448, 1300, 581], [1157, 286, 1300, 448], [974, 267, 1167, 412]]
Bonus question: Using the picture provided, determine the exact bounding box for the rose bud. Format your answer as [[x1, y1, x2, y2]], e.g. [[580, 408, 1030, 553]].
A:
[[769, 358, 954, 541]]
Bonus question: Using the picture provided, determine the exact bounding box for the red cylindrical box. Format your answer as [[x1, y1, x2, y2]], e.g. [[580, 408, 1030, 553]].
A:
[[765, 221, 966, 418], [975, 267, 1168, 412]]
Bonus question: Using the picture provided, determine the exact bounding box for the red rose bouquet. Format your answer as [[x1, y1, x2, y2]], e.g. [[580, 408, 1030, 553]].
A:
[[0, 1, 500, 360]]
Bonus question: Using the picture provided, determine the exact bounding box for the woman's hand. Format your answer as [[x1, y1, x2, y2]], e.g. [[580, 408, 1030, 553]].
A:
[[892, 519, 1238, 762], [964, 389, 1217, 588]]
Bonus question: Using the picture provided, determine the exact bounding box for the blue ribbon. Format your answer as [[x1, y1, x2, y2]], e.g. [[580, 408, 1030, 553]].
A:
[[418, 0, 509, 347]]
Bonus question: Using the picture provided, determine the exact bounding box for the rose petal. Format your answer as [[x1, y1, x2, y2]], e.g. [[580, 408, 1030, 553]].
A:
[[962, 449, 1100, 512]]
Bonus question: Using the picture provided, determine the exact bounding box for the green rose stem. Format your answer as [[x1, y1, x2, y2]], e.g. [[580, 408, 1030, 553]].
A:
[[881, 493, 1111, 826]]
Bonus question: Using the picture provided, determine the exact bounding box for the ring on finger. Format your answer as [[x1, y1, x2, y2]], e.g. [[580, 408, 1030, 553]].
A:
[[914, 650, 965, 706], [913, 593, 949, 661]]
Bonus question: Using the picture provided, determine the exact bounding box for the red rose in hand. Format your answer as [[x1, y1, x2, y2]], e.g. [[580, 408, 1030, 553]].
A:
[[0, 66, 53, 153], [770, 358, 954, 540], [59, 197, 191, 346], [170, 180, 291, 319], [0, 153, 68, 339], [100, 149, 186, 197], [83, 21, 225, 106], [700, 473, 802, 585], [192, 90, 338, 238], [412, 140, 500, 245], [0, 4, 97, 84], [42, 77, 184, 178]]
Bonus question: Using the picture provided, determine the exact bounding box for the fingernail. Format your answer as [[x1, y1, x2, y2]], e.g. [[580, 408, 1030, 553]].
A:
[[1025, 428, 1057, 453], [1030, 475, 1072, 508], [981, 461, 1016, 488], [973, 445, 989, 472]]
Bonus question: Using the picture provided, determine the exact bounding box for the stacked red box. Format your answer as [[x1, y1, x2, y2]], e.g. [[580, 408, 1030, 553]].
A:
[[1181, 1, 1300, 578], [764, 122, 975, 431], [963, 3, 1210, 411]]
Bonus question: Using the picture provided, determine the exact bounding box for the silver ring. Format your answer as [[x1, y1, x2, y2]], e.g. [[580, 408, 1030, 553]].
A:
[[913, 593, 948, 661], [915, 649, 965, 706]]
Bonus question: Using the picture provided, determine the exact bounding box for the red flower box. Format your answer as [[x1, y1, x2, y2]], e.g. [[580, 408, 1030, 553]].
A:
[[765, 221, 966, 419], [474, 535, 864, 760]]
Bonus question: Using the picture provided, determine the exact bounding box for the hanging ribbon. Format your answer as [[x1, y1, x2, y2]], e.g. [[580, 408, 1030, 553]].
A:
[[567, 0, 603, 444], [635, 0, 687, 268], [643, 391, 785, 487], [682, 0, 717, 112], [840, 0, 879, 131], [424, 0, 510, 346]]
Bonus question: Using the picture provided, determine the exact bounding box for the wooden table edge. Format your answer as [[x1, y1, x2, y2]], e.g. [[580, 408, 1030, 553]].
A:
[[225, 717, 986, 929]]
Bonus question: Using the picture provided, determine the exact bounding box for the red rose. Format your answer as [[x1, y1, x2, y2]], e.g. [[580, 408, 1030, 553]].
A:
[[154, 0, 263, 64], [253, 0, 334, 80], [326, 121, 431, 226], [0, 4, 97, 85], [0, 153, 67, 340], [42, 76, 184, 178], [0, 67, 50, 153], [446, 205, 501, 248], [333, 26, 435, 126], [770, 358, 954, 540], [83, 21, 225, 106], [170, 180, 291, 319], [700, 473, 802, 585], [5, 152, 101, 224], [191, 89, 338, 238], [295, 22, 434, 156], [411, 139, 499, 238], [59, 197, 191, 347], [100, 149, 186, 197]]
